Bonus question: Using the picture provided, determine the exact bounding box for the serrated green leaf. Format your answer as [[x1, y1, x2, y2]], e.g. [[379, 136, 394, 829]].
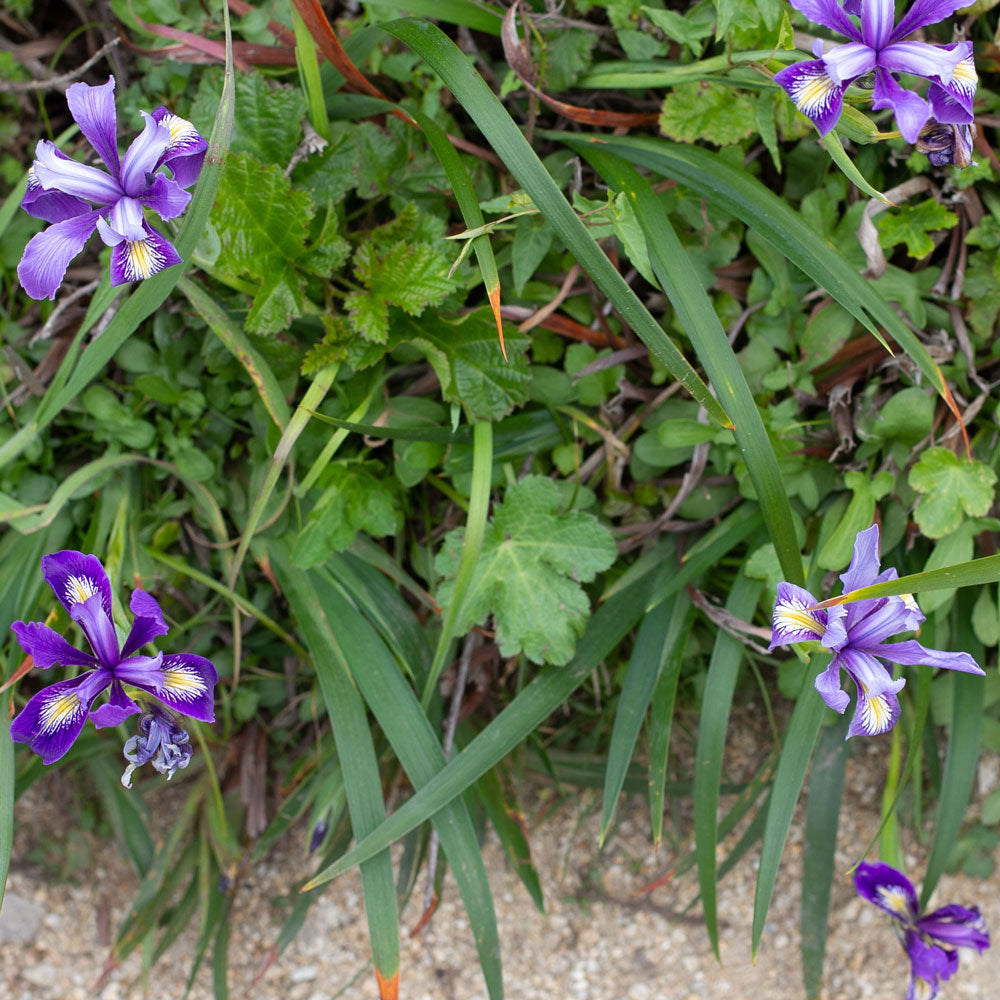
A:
[[908, 447, 997, 539], [346, 240, 455, 343], [402, 310, 531, 422], [542, 28, 597, 91], [877, 198, 959, 259], [191, 69, 305, 165], [435, 476, 617, 665], [213, 152, 315, 334], [659, 80, 756, 146]]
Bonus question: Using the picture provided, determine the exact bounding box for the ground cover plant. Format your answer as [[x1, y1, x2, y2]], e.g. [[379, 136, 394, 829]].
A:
[[2, 0, 1000, 996]]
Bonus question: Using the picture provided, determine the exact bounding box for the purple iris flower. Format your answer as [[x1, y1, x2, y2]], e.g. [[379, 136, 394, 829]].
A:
[[855, 861, 989, 999], [18, 75, 207, 300], [769, 525, 983, 737], [9, 550, 217, 765], [120, 703, 193, 788], [774, 0, 978, 143]]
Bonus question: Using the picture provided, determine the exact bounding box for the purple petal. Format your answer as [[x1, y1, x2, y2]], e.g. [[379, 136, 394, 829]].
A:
[[770, 582, 825, 648], [839, 647, 905, 736], [90, 681, 141, 729], [822, 41, 877, 86], [121, 589, 169, 658], [787, 0, 861, 41], [151, 107, 208, 189], [925, 43, 977, 121], [108, 220, 182, 286], [843, 0, 860, 12], [17, 210, 100, 300], [892, 0, 972, 41], [872, 638, 983, 675], [854, 861, 919, 922], [10, 620, 98, 670], [69, 594, 120, 667], [905, 933, 957, 1000], [65, 75, 120, 175], [774, 60, 846, 136], [22, 163, 92, 223], [860, 0, 894, 48], [814, 653, 851, 714], [108, 196, 147, 242], [119, 111, 171, 198], [827, 595, 914, 649], [918, 905, 990, 952], [139, 173, 191, 220], [872, 68, 931, 144], [9, 671, 110, 764], [839, 524, 882, 594], [32, 140, 121, 204], [118, 652, 217, 722], [42, 550, 113, 620], [878, 41, 967, 85]]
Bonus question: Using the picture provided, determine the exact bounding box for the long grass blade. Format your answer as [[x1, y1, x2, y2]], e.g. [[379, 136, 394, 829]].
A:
[[801, 716, 850, 1000], [309, 567, 503, 1000], [600, 581, 682, 843], [0, 713, 12, 909], [306, 506, 758, 887], [920, 609, 985, 906], [752, 663, 829, 957], [377, 18, 732, 429], [576, 146, 803, 585], [648, 599, 697, 849], [693, 574, 763, 958], [590, 135, 966, 426], [272, 546, 401, 998]]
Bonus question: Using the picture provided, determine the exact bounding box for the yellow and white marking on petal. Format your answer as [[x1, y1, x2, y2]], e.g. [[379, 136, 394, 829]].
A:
[[901, 592, 920, 614], [40, 691, 82, 732], [160, 113, 199, 150], [912, 977, 934, 1000], [861, 689, 893, 734], [64, 574, 99, 606], [773, 604, 824, 638], [163, 663, 207, 699], [875, 884, 913, 920], [791, 71, 838, 116], [952, 58, 978, 96], [122, 238, 166, 282]]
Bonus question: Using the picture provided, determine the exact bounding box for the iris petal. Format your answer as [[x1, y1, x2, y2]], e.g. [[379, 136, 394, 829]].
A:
[[10, 672, 110, 764], [17, 210, 100, 301], [65, 76, 120, 175], [119, 111, 171, 197], [108, 221, 182, 286], [32, 140, 121, 204]]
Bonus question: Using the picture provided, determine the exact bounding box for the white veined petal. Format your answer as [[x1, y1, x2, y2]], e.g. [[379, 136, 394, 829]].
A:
[[122, 237, 167, 281], [859, 689, 894, 734], [162, 662, 208, 700], [64, 573, 100, 606], [159, 112, 200, 150], [39, 690, 85, 733]]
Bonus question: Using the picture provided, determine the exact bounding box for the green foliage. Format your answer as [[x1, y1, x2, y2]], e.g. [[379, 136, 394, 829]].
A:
[[908, 447, 997, 539], [212, 152, 349, 334], [877, 199, 959, 258], [659, 81, 756, 146], [435, 476, 617, 665]]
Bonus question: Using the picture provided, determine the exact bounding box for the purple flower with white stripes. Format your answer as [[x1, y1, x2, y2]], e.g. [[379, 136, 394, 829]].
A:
[[774, 0, 977, 143], [9, 550, 216, 765], [18, 75, 206, 300], [769, 525, 983, 737], [855, 862, 989, 999]]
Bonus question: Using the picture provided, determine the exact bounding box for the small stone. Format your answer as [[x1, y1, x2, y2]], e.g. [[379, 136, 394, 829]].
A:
[[21, 962, 57, 987], [290, 965, 318, 983], [0, 893, 45, 944]]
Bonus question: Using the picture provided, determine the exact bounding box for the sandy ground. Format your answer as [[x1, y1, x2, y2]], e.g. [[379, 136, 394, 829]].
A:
[[2, 730, 999, 1000]]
